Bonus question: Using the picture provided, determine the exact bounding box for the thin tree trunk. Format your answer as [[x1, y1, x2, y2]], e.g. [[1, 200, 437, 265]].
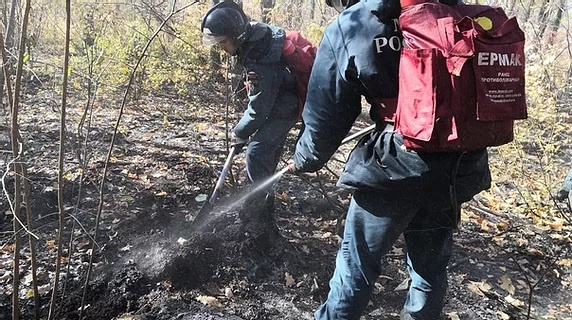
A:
[[536, 0, 550, 24], [10, 114, 22, 320], [1, 32, 40, 320], [22, 162, 40, 320], [536, 0, 552, 43], [48, 0, 71, 318], [7, 0, 31, 318], [545, 0, 564, 46], [4, 0, 17, 51], [508, 0, 516, 16], [0, 0, 19, 119], [522, 0, 534, 24], [310, 0, 316, 20], [260, 0, 273, 23]]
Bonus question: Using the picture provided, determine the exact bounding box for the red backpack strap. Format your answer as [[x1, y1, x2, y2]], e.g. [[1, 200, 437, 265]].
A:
[[400, 0, 435, 8]]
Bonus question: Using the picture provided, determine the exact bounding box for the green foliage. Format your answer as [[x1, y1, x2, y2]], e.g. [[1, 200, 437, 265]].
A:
[[305, 23, 326, 47], [249, 0, 336, 34], [28, 2, 212, 97], [27, 1, 329, 98], [142, 16, 212, 95]]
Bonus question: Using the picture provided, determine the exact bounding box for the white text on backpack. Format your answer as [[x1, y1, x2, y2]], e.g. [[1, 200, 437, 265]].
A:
[[477, 52, 522, 67]]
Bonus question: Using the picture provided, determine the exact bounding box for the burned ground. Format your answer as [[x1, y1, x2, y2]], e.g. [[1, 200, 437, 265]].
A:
[[0, 86, 571, 320]]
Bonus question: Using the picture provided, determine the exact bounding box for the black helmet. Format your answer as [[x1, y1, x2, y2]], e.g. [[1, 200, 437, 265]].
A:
[[201, 1, 248, 46], [325, 0, 359, 12]]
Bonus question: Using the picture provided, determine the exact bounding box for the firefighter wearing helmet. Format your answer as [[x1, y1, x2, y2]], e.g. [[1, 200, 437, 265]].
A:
[[201, 2, 248, 55], [200, 2, 299, 225]]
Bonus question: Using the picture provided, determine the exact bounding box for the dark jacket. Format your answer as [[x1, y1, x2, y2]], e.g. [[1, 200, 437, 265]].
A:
[[294, 0, 401, 172], [294, 0, 491, 209], [233, 23, 298, 139]]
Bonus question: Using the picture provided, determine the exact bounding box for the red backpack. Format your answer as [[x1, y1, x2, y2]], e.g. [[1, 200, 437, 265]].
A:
[[282, 30, 317, 118], [395, 1, 527, 151]]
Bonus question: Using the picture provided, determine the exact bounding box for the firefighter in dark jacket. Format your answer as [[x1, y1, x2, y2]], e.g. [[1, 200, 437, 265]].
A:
[[201, 2, 299, 219], [291, 0, 491, 319]]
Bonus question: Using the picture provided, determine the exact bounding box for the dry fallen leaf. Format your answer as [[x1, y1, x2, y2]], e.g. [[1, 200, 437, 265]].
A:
[[467, 281, 492, 297], [23, 273, 34, 285], [224, 287, 234, 299], [547, 218, 565, 231], [46, 240, 57, 250], [480, 218, 491, 232], [497, 310, 511, 320], [446, 311, 460, 320], [516, 238, 528, 247], [527, 248, 545, 257], [309, 277, 319, 294], [394, 277, 410, 291], [557, 258, 572, 267], [504, 294, 525, 307], [499, 275, 516, 295], [515, 279, 528, 290], [196, 295, 223, 308], [497, 221, 510, 231], [285, 272, 296, 287], [161, 281, 172, 290], [177, 237, 188, 246], [390, 247, 404, 256], [1, 244, 16, 253], [37, 284, 51, 296]]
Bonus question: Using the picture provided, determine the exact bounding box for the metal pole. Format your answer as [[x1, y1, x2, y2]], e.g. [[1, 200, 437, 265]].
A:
[[341, 124, 376, 145]]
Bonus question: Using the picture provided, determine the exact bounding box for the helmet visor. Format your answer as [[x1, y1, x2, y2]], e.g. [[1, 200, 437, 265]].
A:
[[202, 29, 227, 46], [328, 0, 347, 12]]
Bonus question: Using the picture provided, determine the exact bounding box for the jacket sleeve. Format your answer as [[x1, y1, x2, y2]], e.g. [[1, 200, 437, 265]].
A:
[[233, 62, 283, 139], [293, 31, 362, 173]]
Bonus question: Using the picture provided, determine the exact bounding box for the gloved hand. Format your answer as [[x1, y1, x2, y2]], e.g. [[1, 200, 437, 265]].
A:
[[231, 132, 249, 152], [285, 160, 299, 175]]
